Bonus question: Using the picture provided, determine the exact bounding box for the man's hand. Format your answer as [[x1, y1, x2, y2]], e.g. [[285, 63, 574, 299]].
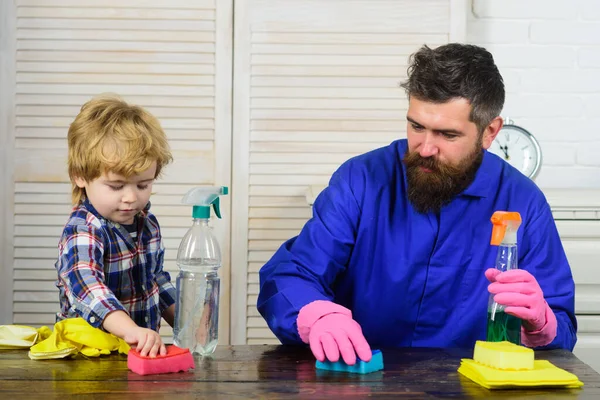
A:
[[486, 268, 549, 331], [297, 300, 371, 365], [485, 268, 558, 347], [308, 312, 371, 365]]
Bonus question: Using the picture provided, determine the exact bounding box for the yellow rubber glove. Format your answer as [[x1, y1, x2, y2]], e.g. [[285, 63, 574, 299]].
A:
[[37, 325, 53, 342], [28, 318, 130, 360]]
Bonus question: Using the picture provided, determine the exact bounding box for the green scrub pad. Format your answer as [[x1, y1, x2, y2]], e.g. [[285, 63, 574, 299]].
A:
[[315, 349, 383, 374]]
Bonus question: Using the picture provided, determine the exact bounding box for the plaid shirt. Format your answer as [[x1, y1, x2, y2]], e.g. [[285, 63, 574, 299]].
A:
[[55, 199, 176, 332]]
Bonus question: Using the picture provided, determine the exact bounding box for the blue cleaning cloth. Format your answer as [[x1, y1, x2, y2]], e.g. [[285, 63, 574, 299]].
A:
[[315, 349, 384, 374]]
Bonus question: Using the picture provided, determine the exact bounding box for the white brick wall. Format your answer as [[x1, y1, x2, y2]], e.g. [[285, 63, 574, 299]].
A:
[[468, 0, 600, 188]]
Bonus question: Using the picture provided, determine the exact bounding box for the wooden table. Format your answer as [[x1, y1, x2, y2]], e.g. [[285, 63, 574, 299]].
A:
[[0, 345, 599, 399]]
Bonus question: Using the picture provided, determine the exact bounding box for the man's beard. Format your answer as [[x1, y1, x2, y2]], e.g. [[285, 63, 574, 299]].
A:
[[403, 140, 483, 214]]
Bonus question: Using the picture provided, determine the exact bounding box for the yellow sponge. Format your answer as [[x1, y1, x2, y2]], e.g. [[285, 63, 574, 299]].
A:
[[473, 340, 534, 371]]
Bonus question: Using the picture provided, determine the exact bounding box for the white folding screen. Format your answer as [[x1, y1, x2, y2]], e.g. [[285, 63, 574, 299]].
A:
[[231, 0, 466, 344], [1, 0, 233, 343]]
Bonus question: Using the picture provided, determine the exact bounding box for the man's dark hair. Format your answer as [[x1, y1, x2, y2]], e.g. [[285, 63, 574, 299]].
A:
[[400, 43, 505, 134]]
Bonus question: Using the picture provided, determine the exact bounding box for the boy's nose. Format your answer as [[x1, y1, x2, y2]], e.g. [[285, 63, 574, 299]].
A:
[[122, 188, 137, 203]]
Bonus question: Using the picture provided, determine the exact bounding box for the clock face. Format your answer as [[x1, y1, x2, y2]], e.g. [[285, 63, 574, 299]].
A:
[[488, 125, 542, 179]]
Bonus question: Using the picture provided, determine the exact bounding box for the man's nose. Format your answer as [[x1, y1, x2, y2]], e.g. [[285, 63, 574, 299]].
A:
[[419, 134, 439, 158]]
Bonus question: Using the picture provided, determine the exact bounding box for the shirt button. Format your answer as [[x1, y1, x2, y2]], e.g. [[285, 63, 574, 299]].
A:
[[89, 316, 96, 323]]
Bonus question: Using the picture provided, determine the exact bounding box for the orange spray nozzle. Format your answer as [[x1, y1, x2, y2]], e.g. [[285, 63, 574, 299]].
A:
[[490, 211, 522, 245]]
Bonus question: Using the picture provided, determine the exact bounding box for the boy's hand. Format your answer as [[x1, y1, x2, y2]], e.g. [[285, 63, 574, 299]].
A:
[[102, 310, 166, 357], [123, 327, 167, 358]]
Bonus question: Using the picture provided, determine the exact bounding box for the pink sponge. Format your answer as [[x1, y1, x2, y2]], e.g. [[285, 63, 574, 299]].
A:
[[127, 345, 195, 376]]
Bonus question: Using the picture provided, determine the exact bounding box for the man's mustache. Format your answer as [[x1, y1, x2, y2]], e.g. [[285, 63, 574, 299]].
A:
[[404, 152, 443, 173]]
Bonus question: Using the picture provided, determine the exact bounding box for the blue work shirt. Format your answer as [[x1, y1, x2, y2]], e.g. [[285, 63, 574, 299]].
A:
[[257, 139, 577, 351]]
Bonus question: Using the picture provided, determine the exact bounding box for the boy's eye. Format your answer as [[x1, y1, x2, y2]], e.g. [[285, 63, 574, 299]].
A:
[[109, 185, 123, 191], [137, 184, 149, 190]]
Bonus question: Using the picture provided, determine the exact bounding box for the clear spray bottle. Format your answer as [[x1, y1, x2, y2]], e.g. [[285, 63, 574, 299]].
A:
[[487, 211, 522, 345], [173, 186, 228, 356]]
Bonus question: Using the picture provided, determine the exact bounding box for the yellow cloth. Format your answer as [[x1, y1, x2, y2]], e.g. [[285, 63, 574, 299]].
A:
[[458, 358, 584, 389], [0, 325, 40, 349], [26, 318, 130, 360]]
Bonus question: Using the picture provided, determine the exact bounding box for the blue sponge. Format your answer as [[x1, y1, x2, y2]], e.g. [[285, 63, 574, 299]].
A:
[[315, 350, 384, 374]]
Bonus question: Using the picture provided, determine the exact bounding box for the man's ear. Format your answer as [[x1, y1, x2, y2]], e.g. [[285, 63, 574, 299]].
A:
[[74, 177, 87, 188], [481, 116, 504, 150]]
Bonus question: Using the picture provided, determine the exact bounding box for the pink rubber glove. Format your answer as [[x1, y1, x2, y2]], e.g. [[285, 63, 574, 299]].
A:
[[296, 300, 371, 365], [486, 268, 557, 347]]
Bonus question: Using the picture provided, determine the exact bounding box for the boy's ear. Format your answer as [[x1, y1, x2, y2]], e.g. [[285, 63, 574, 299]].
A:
[[74, 177, 87, 188]]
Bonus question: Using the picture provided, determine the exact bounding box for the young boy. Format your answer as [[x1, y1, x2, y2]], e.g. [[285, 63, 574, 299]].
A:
[[55, 95, 176, 357]]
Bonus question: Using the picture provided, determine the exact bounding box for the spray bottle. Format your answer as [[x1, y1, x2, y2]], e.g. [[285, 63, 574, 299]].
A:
[[487, 211, 522, 345], [173, 186, 228, 356]]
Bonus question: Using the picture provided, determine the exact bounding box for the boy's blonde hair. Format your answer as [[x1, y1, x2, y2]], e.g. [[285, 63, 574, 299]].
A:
[[68, 95, 173, 204]]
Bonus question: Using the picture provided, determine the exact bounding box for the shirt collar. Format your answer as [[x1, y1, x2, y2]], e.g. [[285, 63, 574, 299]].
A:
[[461, 150, 494, 198]]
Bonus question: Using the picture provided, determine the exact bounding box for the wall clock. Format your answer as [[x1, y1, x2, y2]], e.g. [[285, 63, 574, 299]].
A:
[[488, 118, 542, 180]]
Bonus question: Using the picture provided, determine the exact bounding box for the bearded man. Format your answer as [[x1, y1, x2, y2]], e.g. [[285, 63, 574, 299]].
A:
[[256, 43, 577, 365]]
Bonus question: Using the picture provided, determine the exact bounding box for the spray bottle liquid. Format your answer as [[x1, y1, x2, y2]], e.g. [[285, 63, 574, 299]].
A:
[[487, 211, 522, 345], [173, 186, 228, 356]]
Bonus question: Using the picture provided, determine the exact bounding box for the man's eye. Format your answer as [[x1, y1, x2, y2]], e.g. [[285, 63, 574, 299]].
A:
[[442, 133, 457, 139], [412, 124, 424, 131]]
